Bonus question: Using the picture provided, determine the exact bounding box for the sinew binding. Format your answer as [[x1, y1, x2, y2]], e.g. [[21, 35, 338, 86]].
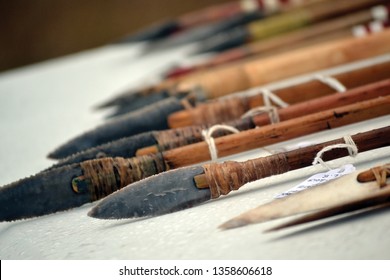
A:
[[2, 93, 388, 221]]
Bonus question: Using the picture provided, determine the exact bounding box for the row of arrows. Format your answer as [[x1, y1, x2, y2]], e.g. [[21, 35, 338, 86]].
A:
[[1, 0, 390, 233]]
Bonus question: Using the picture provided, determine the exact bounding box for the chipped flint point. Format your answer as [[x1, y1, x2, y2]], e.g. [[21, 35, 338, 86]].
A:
[[46, 131, 158, 170], [0, 164, 87, 221], [101, 90, 172, 118], [88, 166, 211, 219], [48, 97, 185, 159]]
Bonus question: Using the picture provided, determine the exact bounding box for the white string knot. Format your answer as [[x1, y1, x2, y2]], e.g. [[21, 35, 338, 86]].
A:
[[241, 106, 280, 124], [202, 125, 240, 161], [314, 74, 347, 93], [312, 135, 358, 170]]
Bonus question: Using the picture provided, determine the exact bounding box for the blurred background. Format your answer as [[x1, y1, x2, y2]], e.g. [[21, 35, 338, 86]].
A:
[[0, 0, 230, 72]]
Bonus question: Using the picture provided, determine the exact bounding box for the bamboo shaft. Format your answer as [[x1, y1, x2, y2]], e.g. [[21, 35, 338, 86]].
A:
[[162, 95, 390, 169], [176, 29, 390, 99], [168, 59, 390, 127]]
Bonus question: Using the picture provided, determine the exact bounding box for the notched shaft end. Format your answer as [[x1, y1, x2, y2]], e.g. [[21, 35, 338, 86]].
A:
[[357, 164, 390, 187]]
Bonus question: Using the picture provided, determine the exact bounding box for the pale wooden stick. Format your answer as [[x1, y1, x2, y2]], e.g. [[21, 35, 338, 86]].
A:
[[219, 164, 390, 230]]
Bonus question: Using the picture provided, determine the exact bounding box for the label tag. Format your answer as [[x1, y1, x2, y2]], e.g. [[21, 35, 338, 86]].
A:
[[275, 164, 356, 199]]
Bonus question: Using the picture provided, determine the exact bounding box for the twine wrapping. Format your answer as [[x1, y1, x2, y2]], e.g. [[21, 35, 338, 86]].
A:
[[79, 155, 166, 200], [155, 126, 207, 151], [187, 97, 251, 125], [203, 153, 290, 199]]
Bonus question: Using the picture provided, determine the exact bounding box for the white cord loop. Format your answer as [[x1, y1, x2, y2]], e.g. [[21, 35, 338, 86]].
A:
[[241, 106, 280, 124], [314, 74, 347, 93], [202, 125, 240, 161], [312, 135, 358, 170], [260, 88, 289, 108]]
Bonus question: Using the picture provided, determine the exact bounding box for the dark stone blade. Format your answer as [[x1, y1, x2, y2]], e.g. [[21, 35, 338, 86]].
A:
[[141, 12, 263, 53], [88, 165, 210, 219], [115, 20, 180, 43], [46, 131, 158, 170], [97, 90, 171, 116], [48, 97, 184, 159], [0, 164, 88, 221]]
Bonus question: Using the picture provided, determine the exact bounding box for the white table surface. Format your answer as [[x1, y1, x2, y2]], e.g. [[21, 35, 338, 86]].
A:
[[0, 43, 389, 260]]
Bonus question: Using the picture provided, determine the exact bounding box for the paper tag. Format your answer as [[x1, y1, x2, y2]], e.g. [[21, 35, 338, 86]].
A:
[[275, 164, 356, 199]]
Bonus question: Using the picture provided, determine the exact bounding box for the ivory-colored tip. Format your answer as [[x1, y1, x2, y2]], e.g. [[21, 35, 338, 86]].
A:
[[218, 218, 250, 230], [263, 225, 282, 233]]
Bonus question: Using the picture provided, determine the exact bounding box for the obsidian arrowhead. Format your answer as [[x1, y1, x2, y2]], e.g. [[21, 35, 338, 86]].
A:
[[116, 20, 180, 43], [193, 26, 250, 54], [141, 11, 262, 53], [48, 97, 185, 159], [47, 131, 158, 170], [105, 90, 172, 118]]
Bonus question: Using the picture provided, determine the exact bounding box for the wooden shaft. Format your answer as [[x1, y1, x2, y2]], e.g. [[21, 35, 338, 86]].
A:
[[138, 78, 390, 156], [120, 1, 383, 98], [189, 8, 375, 74], [246, 0, 383, 40], [176, 29, 390, 99], [196, 126, 390, 197], [177, 0, 319, 28], [302, 0, 385, 23], [162, 95, 390, 169], [245, 8, 379, 56], [177, 1, 244, 28], [252, 78, 390, 126], [168, 59, 390, 127]]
